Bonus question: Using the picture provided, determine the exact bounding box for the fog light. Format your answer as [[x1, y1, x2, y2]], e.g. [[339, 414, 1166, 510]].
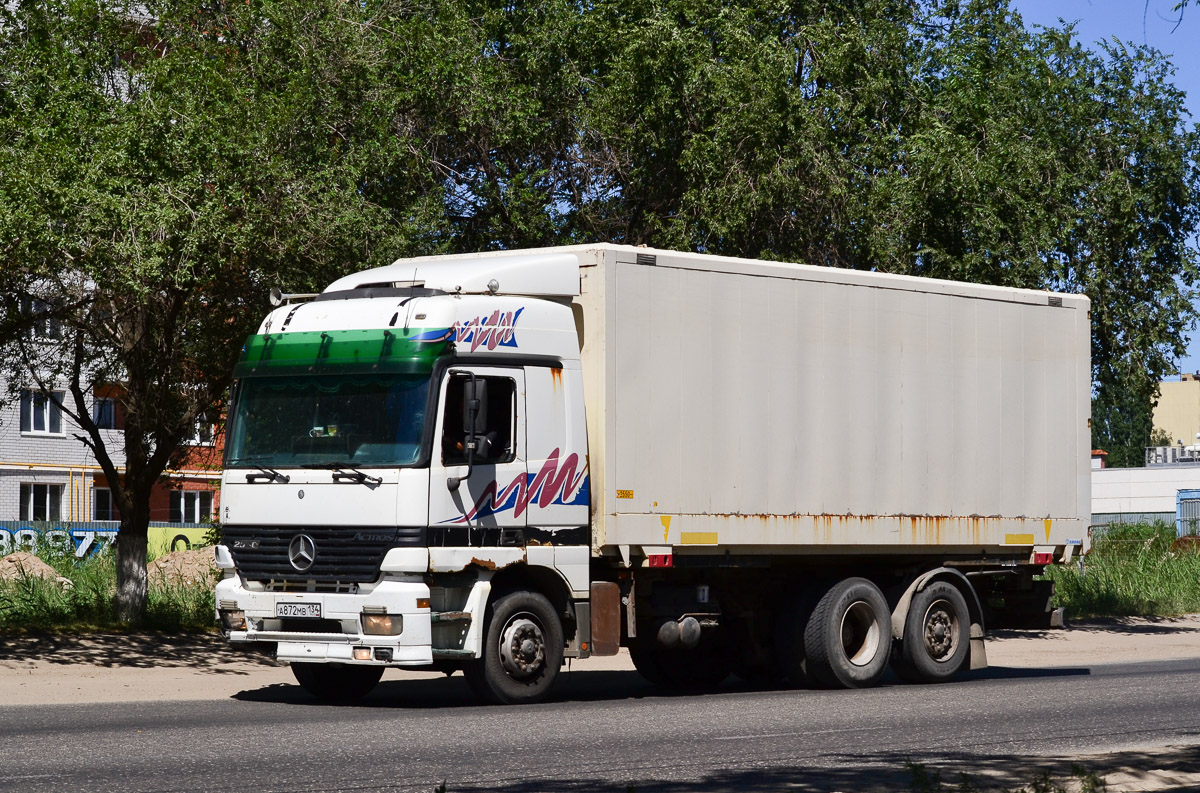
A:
[[353, 647, 372, 661], [219, 609, 246, 631], [362, 613, 403, 636]]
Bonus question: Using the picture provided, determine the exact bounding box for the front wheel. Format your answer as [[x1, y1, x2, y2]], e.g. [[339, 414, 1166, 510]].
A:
[[893, 581, 969, 683], [291, 663, 383, 702], [465, 591, 563, 705]]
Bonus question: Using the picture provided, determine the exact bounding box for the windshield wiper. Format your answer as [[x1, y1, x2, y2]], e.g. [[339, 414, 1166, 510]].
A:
[[299, 462, 382, 485], [232, 458, 291, 483]]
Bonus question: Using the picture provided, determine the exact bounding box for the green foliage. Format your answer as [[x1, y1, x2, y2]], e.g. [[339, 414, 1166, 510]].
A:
[[575, 1, 1199, 454], [2, 0, 1198, 618], [1048, 522, 1200, 618], [0, 0, 448, 621], [0, 547, 216, 633]]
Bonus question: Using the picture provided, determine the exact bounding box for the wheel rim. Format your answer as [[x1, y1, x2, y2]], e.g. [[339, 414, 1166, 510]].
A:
[[921, 598, 959, 662], [840, 600, 881, 667], [498, 615, 546, 680]]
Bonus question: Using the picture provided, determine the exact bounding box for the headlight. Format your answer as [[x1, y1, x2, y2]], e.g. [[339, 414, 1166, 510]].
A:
[[219, 609, 247, 631], [362, 613, 403, 636]]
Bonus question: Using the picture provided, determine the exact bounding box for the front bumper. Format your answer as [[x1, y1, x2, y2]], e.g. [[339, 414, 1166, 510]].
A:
[[215, 575, 434, 666]]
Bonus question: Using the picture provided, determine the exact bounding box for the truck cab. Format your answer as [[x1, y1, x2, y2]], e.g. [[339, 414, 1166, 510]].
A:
[[215, 253, 593, 704]]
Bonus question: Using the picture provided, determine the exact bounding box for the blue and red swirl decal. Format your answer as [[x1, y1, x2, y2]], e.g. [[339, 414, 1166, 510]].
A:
[[413, 307, 524, 353], [442, 447, 588, 524]]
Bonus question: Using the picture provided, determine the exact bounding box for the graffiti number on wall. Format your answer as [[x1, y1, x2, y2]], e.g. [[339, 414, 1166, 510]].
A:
[[0, 528, 118, 558]]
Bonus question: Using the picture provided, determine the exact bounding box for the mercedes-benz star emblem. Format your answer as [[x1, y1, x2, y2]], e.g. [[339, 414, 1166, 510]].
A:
[[288, 534, 317, 572]]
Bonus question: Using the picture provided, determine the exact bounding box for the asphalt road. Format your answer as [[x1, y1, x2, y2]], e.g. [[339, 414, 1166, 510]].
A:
[[4, 660, 1200, 793]]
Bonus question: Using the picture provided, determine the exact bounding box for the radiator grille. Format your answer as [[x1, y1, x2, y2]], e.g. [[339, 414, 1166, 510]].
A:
[[224, 525, 424, 583]]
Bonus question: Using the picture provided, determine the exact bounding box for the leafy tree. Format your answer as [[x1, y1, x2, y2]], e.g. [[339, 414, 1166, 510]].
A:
[[0, 0, 442, 621], [2, 0, 1196, 628], [574, 0, 1200, 464]]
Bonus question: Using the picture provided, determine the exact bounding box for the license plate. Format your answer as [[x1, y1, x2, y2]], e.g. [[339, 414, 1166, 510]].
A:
[[276, 602, 321, 619]]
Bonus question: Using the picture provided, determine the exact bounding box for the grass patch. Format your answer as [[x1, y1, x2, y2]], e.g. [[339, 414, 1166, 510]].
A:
[[0, 543, 216, 633], [1047, 521, 1200, 619]]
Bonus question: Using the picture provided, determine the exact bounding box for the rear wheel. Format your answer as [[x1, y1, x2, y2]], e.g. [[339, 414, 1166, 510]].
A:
[[803, 577, 891, 689], [291, 663, 383, 702], [464, 591, 563, 705], [893, 581, 969, 683]]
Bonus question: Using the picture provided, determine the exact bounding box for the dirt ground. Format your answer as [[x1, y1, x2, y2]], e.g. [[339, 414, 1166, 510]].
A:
[[3, 614, 1200, 707]]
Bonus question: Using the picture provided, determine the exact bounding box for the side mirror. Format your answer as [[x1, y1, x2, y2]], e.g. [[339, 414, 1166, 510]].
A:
[[448, 375, 488, 492], [463, 378, 488, 437]]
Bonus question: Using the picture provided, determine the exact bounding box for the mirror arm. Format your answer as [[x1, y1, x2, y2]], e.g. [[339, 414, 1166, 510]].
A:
[[447, 373, 479, 492]]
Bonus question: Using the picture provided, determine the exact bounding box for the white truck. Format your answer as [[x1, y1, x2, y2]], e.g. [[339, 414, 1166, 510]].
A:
[[214, 244, 1091, 703]]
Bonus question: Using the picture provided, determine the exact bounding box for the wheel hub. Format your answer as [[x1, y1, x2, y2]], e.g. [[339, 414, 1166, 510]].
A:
[[923, 603, 956, 660], [499, 617, 545, 679], [840, 600, 881, 667]]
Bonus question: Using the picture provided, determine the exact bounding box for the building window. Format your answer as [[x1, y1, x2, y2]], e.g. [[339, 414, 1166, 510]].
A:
[[93, 398, 116, 430], [186, 416, 215, 446], [94, 488, 118, 521], [22, 298, 61, 339], [20, 484, 63, 521], [170, 490, 213, 523], [19, 390, 63, 434]]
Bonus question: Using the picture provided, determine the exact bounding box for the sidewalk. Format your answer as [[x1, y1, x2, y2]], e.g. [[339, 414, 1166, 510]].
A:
[[4, 614, 1200, 707]]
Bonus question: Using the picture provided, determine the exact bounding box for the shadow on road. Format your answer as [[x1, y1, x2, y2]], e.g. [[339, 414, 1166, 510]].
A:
[[428, 744, 1200, 793], [957, 664, 1091, 681], [232, 661, 1091, 710], [0, 631, 281, 672]]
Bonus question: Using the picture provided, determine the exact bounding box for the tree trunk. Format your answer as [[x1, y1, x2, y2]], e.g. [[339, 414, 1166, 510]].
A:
[[114, 511, 150, 625]]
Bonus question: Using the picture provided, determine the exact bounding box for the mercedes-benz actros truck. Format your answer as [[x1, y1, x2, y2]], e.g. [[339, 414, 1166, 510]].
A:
[[214, 244, 1090, 704]]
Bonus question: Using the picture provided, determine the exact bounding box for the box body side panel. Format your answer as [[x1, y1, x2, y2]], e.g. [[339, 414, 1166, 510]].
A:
[[580, 250, 1089, 554]]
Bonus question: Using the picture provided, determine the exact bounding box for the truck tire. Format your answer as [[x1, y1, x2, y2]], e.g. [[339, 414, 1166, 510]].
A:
[[803, 577, 890, 689], [291, 663, 383, 702], [628, 639, 669, 687], [464, 591, 563, 705], [893, 581, 969, 683]]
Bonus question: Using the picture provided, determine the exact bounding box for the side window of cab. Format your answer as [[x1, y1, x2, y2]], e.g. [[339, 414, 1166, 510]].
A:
[[441, 374, 517, 465]]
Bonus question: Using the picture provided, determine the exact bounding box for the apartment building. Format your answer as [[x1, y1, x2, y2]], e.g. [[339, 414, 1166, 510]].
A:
[[0, 377, 222, 556]]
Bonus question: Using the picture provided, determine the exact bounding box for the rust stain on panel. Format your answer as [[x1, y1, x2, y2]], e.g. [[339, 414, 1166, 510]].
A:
[[466, 554, 527, 572], [550, 368, 563, 391], [637, 512, 1019, 545]]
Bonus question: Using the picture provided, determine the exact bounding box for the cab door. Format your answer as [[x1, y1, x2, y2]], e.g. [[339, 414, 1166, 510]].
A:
[[428, 366, 528, 539]]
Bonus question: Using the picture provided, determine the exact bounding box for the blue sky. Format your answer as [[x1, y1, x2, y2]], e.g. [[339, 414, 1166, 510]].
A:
[[1009, 0, 1200, 376]]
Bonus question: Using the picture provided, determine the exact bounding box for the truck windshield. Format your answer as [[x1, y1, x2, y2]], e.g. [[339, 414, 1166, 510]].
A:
[[225, 373, 431, 468]]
